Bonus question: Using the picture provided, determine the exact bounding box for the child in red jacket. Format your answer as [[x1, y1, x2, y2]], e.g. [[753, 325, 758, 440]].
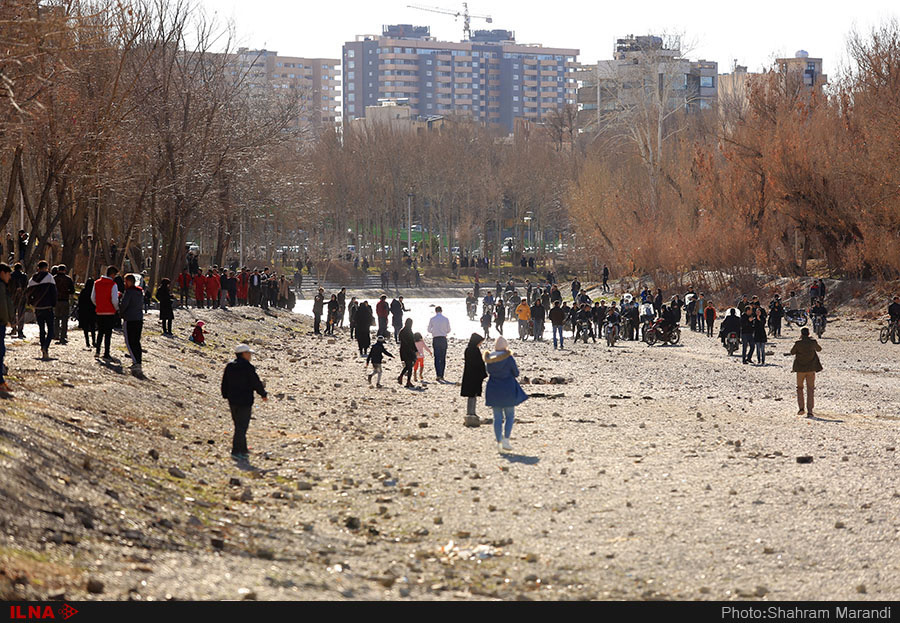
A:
[[189, 321, 206, 345]]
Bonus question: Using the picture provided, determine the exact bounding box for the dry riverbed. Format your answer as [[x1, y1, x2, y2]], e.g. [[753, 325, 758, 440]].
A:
[[0, 305, 898, 601]]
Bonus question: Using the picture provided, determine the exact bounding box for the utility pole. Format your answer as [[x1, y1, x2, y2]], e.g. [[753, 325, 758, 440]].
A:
[[407, 193, 413, 262], [239, 209, 244, 267]]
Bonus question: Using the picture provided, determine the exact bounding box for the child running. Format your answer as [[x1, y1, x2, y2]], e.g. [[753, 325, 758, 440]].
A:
[[366, 335, 393, 388], [412, 332, 432, 383]]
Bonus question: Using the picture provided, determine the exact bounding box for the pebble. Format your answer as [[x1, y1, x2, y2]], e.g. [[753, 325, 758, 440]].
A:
[[168, 467, 186, 478], [87, 578, 105, 594], [229, 477, 242, 487], [297, 481, 314, 490], [345, 516, 361, 530], [148, 449, 159, 460], [796, 456, 814, 464]]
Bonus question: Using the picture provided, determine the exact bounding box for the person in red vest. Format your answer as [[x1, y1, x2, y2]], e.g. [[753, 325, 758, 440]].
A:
[[193, 270, 207, 309], [375, 295, 390, 337], [91, 265, 119, 360], [206, 268, 220, 309], [237, 268, 249, 306]]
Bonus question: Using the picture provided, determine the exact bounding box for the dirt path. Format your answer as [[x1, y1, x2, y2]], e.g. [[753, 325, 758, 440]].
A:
[[0, 306, 897, 601]]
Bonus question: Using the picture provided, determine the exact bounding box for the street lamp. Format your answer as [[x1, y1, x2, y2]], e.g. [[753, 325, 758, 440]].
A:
[[523, 212, 533, 252]]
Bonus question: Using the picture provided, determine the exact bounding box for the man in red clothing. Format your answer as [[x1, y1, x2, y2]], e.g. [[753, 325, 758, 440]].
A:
[[237, 268, 249, 306], [206, 268, 220, 309], [177, 268, 192, 307], [193, 270, 207, 309], [91, 265, 119, 359], [375, 294, 390, 338]]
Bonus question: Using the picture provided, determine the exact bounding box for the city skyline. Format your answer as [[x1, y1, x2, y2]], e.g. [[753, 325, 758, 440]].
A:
[[199, 0, 899, 77]]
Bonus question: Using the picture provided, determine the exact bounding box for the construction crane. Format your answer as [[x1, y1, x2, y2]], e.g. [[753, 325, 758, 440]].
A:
[[407, 3, 492, 41]]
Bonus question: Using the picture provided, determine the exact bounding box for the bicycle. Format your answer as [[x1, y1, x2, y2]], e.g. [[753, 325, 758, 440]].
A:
[[879, 319, 900, 345]]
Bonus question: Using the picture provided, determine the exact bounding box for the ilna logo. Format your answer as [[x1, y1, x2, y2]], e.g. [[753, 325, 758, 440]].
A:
[[9, 605, 78, 620]]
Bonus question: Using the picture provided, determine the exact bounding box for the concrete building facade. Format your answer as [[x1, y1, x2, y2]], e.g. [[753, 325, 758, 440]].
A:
[[342, 24, 578, 132], [230, 48, 341, 131], [575, 35, 718, 134]]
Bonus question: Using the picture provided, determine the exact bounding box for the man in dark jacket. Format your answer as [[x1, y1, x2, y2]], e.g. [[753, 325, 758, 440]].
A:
[[530, 299, 545, 341], [53, 264, 74, 344], [548, 300, 565, 349], [365, 334, 393, 387], [740, 306, 755, 364], [118, 274, 144, 374], [390, 296, 406, 343], [790, 328, 822, 417], [221, 344, 267, 461], [26, 261, 57, 361], [460, 333, 487, 426], [9, 263, 27, 339], [312, 288, 325, 335]]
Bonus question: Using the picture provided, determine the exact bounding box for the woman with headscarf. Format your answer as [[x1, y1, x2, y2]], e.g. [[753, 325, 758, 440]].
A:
[[78, 278, 97, 349], [155, 278, 175, 336], [354, 301, 373, 356], [397, 318, 416, 388], [325, 294, 338, 335], [460, 333, 487, 426], [484, 336, 528, 452]]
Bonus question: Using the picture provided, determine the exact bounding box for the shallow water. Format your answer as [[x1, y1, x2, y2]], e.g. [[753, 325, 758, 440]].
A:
[[295, 295, 532, 342]]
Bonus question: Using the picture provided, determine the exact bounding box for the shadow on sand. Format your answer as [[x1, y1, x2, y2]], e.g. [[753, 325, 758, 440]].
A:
[[501, 453, 540, 466]]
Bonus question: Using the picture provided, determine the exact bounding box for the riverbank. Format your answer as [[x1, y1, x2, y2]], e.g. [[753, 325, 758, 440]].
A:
[[0, 304, 898, 601]]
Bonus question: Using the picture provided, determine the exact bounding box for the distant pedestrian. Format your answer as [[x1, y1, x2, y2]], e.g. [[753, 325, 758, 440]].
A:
[[156, 278, 175, 336], [366, 335, 392, 388], [78, 278, 97, 349], [355, 301, 373, 356], [427, 306, 451, 382], [398, 318, 416, 388], [0, 263, 14, 393], [460, 333, 487, 427], [312, 287, 324, 335], [549, 300, 565, 349], [53, 264, 74, 344], [221, 343, 267, 461], [704, 302, 717, 338], [790, 327, 823, 417], [413, 331, 431, 382], [26, 261, 58, 361], [92, 266, 119, 359], [119, 274, 145, 374], [484, 336, 528, 453]]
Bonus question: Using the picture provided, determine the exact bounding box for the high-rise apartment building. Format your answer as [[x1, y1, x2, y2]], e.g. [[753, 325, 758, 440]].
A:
[[575, 35, 718, 134], [230, 48, 341, 131], [342, 24, 578, 132]]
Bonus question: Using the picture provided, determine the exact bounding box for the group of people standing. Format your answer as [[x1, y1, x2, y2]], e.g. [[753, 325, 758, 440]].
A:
[[177, 265, 295, 312]]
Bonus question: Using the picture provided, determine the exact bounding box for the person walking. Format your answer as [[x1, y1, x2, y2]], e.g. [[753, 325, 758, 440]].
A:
[[53, 264, 74, 344], [375, 295, 390, 338], [390, 296, 406, 343], [26, 261, 57, 361], [704, 302, 717, 338], [531, 298, 545, 341], [515, 298, 531, 340], [119, 274, 144, 374], [355, 301, 373, 356], [78, 278, 97, 349], [484, 336, 528, 453], [494, 299, 505, 336], [10, 263, 27, 339], [325, 294, 338, 336], [91, 266, 120, 360], [365, 335, 392, 388], [740, 306, 755, 365], [412, 332, 431, 383], [0, 264, 14, 393], [397, 318, 416, 388], [312, 287, 324, 335], [347, 297, 359, 340], [753, 306, 767, 366], [156, 278, 175, 336], [221, 344, 267, 461], [193, 270, 207, 309], [549, 300, 565, 349], [427, 306, 451, 382], [480, 306, 492, 339], [460, 333, 487, 427], [790, 327, 823, 417], [602, 265, 610, 293]]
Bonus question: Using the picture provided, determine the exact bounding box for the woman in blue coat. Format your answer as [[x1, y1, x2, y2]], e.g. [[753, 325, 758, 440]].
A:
[[484, 336, 528, 452]]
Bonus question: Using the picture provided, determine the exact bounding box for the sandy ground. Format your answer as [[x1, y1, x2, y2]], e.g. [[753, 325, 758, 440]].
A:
[[0, 302, 898, 601]]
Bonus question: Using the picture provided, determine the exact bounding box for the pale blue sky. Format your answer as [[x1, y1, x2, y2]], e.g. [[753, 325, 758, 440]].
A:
[[199, 0, 898, 76]]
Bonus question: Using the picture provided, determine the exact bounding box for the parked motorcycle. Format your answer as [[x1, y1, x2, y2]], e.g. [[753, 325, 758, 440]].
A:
[[644, 320, 681, 346], [784, 309, 808, 328]]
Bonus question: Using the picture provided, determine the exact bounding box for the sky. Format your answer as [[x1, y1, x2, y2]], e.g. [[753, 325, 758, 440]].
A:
[[198, 0, 899, 76]]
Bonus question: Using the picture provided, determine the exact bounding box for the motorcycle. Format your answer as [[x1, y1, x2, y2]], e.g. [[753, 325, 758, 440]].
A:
[[644, 320, 681, 346], [723, 331, 740, 356], [605, 321, 619, 347], [784, 309, 808, 328], [466, 301, 477, 321], [574, 319, 594, 344], [812, 313, 826, 338]]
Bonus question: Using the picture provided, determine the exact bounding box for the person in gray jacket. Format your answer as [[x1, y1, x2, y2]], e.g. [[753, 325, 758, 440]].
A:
[[118, 274, 145, 374]]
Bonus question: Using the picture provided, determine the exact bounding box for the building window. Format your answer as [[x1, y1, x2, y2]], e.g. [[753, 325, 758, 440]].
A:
[[700, 76, 713, 88], [347, 50, 355, 58], [348, 83, 354, 91], [348, 61, 355, 69], [347, 93, 355, 101], [347, 72, 354, 79]]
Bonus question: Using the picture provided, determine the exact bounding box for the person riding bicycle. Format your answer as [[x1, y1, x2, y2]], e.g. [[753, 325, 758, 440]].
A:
[[888, 296, 900, 323], [718, 308, 741, 345]]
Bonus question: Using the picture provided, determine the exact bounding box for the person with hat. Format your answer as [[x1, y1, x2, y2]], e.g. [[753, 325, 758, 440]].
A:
[[221, 344, 267, 461]]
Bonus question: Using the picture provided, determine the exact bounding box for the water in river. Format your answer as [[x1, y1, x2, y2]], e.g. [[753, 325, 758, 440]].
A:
[[295, 296, 529, 342]]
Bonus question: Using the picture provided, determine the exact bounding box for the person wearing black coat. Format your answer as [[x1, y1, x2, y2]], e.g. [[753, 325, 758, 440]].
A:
[[753, 307, 768, 365], [354, 301, 373, 356], [460, 333, 487, 425], [221, 344, 267, 461], [155, 278, 175, 336], [397, 318, 417, 387], [740, 307, 755, 364], [78, 279, 97, 348]]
